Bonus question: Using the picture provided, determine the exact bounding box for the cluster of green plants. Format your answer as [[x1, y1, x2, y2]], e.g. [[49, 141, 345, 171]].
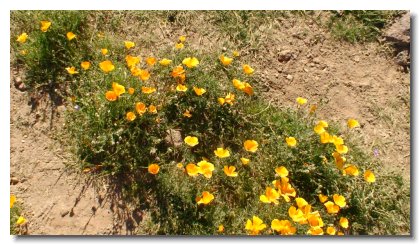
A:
[[328, 10, 405, 43], [10, 10, 409, 235], [10, 195, 26, 235]]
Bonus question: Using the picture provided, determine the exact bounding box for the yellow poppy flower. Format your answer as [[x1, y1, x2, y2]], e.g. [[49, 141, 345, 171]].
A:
[[242, 83, 254, 96], [285, 137, 297, 147], [65, 66, 78, 75], [219, 54, 233, 66], [136, 102, 147, 115], [245, 216, 267, 235], [99, 60, 115, 73], [112, 82, 126, 96], [124, 41, 135, 49], [307, 226, 324, 235], [339, 217, 349, 229], [326, 226, 336, 235], [20, 50, 28, 55], [333, 194, 346, 208], [218, 98, 225, 105], [343, 165, 359, 176], [336, 144, 349, 154], [233, 50, 240, 57], [260, 187, 280, 205], [224, 93, 235, 105], [182, 57, 199, 68], [324, 201, 340, 214], [347, 119, 360, 129], [364, 170, 376, 183], [105, 91, 117, 101], [320, 132, 333, 144], [288, 206, 306, 223], [296, 97, 307, 105], [335, 159, 346, 170], [271, 219, 296, 235], [196, 191, 214, 205], [275, 166, 289, 178], [242, 64, 254, 75], [126, 112, 136, 121], [101, 48, 108, 55], [183, 110, 192, 118], [295, 197, 308, 209], [240, 157, 250, 165], [332, 135, 344, 146], [218, 225, 224, 233], [125, 55, 141, 68], [186, 163, 200, 176], [139, 69, 151, 81], [16, 216, 26, 225], [148, 105, 157, 114], [171, 65, 185, 78], [176, 163, 184, 169], [314, 124, 326, 135], [197, 160, 215, 178], [175, 43, 184, 49], [318, 194, 328, 203], [307, 212, 324, 228], [179, 35, 186, 42], [10, 195, 16, 208], [309, 104, 317, 114], [243, 140, 258, 152], [232, 79, 245, 90], [184, 136, 199, 147], [223, 166, 238, 177], [141, 86, 156, 94], [159, 58, 172, 66], [214, 147, 230, 158], [81, 61, 91, 70], [318, 120, 329, 128], [148, 163, 160, 175], [130, 66, 141, 77], [66, 32, 76, 41], [337, 231, 345, 235], [16, 33, 28, 43], [128, 87, 135, 95], [193, 86, 206, 96], [146, 57, 157, 66], [40, 21, 51, 32]]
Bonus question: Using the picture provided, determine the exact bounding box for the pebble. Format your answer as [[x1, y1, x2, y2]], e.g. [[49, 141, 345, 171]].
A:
[[21, 139, 25, 143], [11, 177, 19, 185], [18, 83, 27, 91], [286, 74, 293, 81], [60, 210, 70, 217]]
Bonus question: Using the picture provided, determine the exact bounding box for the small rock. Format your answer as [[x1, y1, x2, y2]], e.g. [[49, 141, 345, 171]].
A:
[[11, 177, 19, 185], [18, 82, 26, 91], [396, 50, 410, 66], [24, 135, 28, 138], [57, 105, 66, 113], [353, 56, 361, 62], [60, 210, 70, 217], [21, 140, 25, 143], [278, 50, 294, 62], [14, 77, 22, 85], [286, 74, 293, 81], [384, 12, 410, 50]]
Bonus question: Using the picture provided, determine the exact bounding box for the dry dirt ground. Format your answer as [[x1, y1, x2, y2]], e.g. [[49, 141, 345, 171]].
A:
[[10, 12, 410, 235]]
